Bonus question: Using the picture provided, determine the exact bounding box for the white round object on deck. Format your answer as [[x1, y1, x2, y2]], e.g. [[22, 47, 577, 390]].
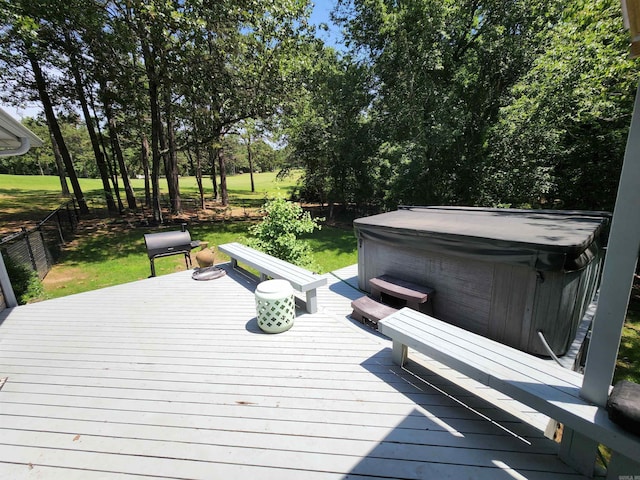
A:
[[255, 279, 295, 333]]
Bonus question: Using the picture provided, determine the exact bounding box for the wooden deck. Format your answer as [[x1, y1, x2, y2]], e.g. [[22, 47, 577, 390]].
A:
[[0, 264, 589, 479]]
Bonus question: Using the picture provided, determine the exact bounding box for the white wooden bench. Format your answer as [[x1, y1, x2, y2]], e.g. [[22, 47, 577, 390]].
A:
[[378, 307, 640, 479], [218, 242, 327, 314]]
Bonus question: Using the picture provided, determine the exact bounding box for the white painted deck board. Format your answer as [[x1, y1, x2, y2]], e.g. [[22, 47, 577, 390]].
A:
[[0, 263, 588, 479]]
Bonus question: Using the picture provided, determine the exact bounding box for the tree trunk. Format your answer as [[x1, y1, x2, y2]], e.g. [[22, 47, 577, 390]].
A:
[[163, 88, 181, 214], [65, 34, 117, 213], [150, 87, 163, 224], [91, 99, 124, 213], [140, 36, 163, 224], [218, 148, 229, 206], [102, 84, 137, 210], [187, 146, 205, 209], [140, 134, 151, 208], [27, 48, 88, 214], [35, 149, 44, 175], [194, 143, 204, 209], [189, 113, 205, 209], [247, 135, 255, 193], [49, 132, 70, 196], [208, 145, 218, 201]]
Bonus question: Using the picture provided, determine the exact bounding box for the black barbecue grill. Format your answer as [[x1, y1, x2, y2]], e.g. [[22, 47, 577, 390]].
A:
[[143, 224, 201, 277]]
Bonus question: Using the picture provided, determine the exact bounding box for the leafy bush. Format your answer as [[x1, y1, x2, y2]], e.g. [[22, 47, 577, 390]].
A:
[[1, 252, 44, 305], [248, 197, 323, 271]]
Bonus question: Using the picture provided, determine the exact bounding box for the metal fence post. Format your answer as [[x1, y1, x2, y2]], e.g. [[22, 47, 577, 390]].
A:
[[72, 197, 80, 226], [22, 227, 37, 271], [39, 229, 53, 274], [66, 203, 75, 231], [55, 209, 66, 244]]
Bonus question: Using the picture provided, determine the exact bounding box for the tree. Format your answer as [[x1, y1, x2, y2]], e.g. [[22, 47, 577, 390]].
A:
[[239, 120, 261, 192], [101, 82, 137, 210], [63, 28, 118, 213], [249, 196, 322, 269], [1, 0, 89, 213], [333, 0, 561, 207], [484, 0, 638, 210], [284, 45, 377, 214], [177, 0, 315, 206]]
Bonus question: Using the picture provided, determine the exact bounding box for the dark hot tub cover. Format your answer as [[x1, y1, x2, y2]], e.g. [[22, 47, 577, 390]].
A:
[[354, 206, 610, 272]]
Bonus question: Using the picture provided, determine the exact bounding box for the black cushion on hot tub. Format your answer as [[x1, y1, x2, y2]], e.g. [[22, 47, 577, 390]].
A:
[[606, 380, 640, 436]]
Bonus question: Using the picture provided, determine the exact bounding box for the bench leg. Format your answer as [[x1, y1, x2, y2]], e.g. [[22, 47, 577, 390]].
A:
[[559, 427, 598, 477], [306, 289, 318, 314], [230, 258, 238, 269], [391, 340, 408, 366], [606, 451, 640, 480]]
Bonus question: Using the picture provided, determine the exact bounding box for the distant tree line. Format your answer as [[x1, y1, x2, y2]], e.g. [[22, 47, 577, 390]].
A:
[[1, 0, 636, 219], [0, 116, 285, 180]]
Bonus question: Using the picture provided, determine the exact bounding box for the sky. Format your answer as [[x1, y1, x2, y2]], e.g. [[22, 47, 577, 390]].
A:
[[309, 0, 343, 49], [3, 101, 40, 121], [3, 0, 343, 121]]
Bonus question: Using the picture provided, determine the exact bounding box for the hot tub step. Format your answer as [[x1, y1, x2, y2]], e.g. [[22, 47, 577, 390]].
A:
[[351, 296, 398, 327]]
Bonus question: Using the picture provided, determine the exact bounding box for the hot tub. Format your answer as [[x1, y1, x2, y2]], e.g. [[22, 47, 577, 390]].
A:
[[354, 206, 610, 356]]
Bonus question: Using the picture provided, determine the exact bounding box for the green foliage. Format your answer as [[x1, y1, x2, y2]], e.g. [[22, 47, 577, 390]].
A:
[[485, 0, 637, 210], [1, 252, 43, 304], [220, 133, 283, 175], [285, 0, 636, 212], [331, 0, 562, 208], [248, 196, 323, 270], [2, 0, 638, 220], [0, 115, 101, 177], [284, 47, 378, 212], [1, 0, 315, 214]]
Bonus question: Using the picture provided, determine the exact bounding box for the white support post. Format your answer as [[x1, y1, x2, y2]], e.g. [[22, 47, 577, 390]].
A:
[[0, 253, 18, 308], [581, 82, 640, 406]]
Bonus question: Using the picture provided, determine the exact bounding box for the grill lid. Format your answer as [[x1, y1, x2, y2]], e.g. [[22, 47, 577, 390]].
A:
[[144, 230, 195, 258]]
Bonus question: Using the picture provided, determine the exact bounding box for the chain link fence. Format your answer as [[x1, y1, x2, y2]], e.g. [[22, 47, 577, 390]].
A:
[[1, 199, 81, 280], [0, 194, 211, 308]]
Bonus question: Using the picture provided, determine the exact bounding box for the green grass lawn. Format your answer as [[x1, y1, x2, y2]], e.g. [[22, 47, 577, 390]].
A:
[[42, 221, 357, 299], [0, 170, 300, 197], [0, 171, 355, 300], [0, 170, 301, 229], [128, 170, 302, 205], [42, 221, 251, 297], [615, 307, 640, 385]]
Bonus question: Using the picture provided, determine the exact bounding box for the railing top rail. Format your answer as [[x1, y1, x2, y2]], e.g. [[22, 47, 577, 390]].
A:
[[0, 198, 77, 246]]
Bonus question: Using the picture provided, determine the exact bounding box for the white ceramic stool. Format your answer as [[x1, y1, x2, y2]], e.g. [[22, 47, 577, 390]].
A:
[[255, 279, 295, 333]]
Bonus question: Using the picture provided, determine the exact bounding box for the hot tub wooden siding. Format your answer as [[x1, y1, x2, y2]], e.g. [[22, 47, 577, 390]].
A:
[[357, 231, 603, 357]]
